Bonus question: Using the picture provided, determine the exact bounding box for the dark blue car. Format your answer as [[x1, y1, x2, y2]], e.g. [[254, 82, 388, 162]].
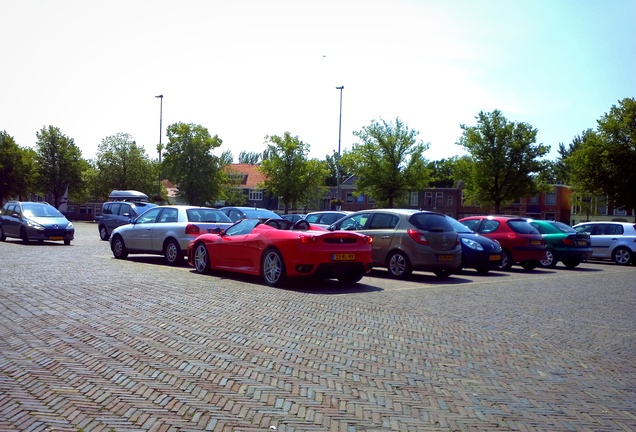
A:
[[446, 216, 502, 273]]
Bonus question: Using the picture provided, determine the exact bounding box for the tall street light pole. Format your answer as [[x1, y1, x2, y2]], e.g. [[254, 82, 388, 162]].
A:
[[336, 86, 344, 204], [155, 95, 163, 200]]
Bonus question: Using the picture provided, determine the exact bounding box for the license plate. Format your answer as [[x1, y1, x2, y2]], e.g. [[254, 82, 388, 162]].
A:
[[438, 255, 454, 262], [577, 241, 587, 246], [489, 254, 501, 261], [332, 253, 355, 261], [531, 240, 542, 245], [50, 236, 63, 240]]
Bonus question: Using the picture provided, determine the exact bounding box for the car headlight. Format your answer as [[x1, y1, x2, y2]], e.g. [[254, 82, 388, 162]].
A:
[[461, 238, 484, 251], [66, 222, 74, 230], [25, 219, 45, 230]]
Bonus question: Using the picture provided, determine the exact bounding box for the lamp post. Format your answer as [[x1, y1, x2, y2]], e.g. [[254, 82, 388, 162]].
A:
[[335, 86, 344, 204], [155, 95, 163, 200]]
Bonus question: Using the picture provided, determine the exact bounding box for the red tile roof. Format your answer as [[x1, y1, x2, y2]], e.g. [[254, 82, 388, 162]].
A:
[[224, 163, 267, 188]]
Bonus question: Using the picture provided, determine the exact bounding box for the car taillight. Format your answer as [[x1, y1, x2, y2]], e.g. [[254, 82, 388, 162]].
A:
[[407, 229, 429, 245], [185, 224, 200, 235], [562, 238, 575, 246], [299, 235, 318, 244], [364, 235, 373, 244]]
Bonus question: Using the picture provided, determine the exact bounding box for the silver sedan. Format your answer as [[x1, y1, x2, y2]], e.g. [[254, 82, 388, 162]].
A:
[[109, 205, 233, 265]]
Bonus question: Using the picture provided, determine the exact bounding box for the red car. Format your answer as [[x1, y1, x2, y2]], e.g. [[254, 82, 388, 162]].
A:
[[187, 218, 373, 287], [459, 216, 546, 270]]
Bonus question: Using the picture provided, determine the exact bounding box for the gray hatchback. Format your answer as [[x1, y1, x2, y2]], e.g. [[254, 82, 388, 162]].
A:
[[328, 208, 462, 278]]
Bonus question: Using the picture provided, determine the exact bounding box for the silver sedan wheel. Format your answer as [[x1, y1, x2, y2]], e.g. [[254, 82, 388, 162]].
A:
[[164, 239, 181, 265], [613, 248, 632, 265]]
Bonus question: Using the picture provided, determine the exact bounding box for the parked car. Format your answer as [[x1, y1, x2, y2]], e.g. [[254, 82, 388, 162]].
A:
[[445, 216, 502, 273], [459, 216, 546, 270], [327, 209, 462, 278], [526, 219, 592, 268], [281, 213, 306, 223], [187, 217, 373, 286], [97, 199, 157, 240], [305, 210, 352, 228], [573, 221, 636, 265], [219, 206, 282, 222], [0, 201, 74, 245], [109, 205, 233, 265]]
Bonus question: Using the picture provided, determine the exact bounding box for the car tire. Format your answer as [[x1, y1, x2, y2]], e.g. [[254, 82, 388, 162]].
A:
[[20, 227, 29, 244], [498, 250, 513, 270], [433, 269, 453, 278], [164, 239, 182, 266], [612, 247, 632, 266], [475, 267, 490, 274], [193, 242, 211, 274], [99, 225, 109, 241], [562, 259, 580, 268], [262, 248, 286, 287], [520, 260, 539, 271], [111, 235, 128, 259], [539, 249, 557, 268], [386, 251, 412, 279], [0, 226, 6, 242], [64, 239, 71, 245]]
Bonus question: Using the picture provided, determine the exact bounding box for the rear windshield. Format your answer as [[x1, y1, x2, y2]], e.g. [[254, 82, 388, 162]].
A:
[[551, 221, 576, 233], [409, 213, 454, 232], [507, 220, 539, 234]]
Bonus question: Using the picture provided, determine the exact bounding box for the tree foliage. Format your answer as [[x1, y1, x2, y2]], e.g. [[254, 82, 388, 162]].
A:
[[457, 110, 550, 213], [566, 98, 636, 219], [162, 122, 225, 206], [35, 126, 84, 208], [260, 132, 328, 213], [93, 133, 158, 199], [324, 150, 351, 188], [0, 131, 37, 202], [342, 118, 429, 208]]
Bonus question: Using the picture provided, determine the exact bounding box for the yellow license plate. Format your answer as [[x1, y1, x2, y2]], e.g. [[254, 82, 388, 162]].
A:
[[489, 254, 501, 261], [438, 255, 454, 262], [577, 241, 587, 246], [531, 240, 542, 245], [332, 253, 355, 261], [50, 236, 63, 240]]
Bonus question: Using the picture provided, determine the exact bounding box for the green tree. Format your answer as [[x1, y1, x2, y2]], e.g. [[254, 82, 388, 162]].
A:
[[342, 117, 429, 208], [0, 131, 24, 202], [324, 150, 351, 188], [567, 98, 636, 220], [457, 110, 550, 213], [260, 132, 328, 214], [427, 156, 475, 188], [238, 151, 261, 165], [163, 122, 225, 205], [93, 133, 158, 199], [35, 126, 84, 208]]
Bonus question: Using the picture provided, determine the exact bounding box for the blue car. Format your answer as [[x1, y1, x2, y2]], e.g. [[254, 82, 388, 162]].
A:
[[0, 201, 75, 245], [446, 216, 502, 273]]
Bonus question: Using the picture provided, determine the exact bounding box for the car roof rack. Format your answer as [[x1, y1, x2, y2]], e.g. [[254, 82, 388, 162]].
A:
[[108, 190, 149, 202]]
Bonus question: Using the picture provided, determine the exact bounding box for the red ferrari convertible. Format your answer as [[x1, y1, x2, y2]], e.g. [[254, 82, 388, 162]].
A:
[[187, 218, 373, 286]]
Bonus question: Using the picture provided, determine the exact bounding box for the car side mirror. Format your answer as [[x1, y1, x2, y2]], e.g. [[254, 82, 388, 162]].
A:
[[211, 227, 222, 235]]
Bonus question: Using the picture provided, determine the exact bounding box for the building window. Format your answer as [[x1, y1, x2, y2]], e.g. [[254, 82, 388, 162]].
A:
[[446, 195, 453, 207], [249, 189, 263, 201], [424, 192, 432, 207], [356, 195, 365, 204], [530, 195, 539, 204], [614, 207, 626, 216], [409, 191, 418, 206], [346, 192, 354, 203], [435, 192, 443, 207], [367, 196, 375, 204], [545, 189, 557, 205]]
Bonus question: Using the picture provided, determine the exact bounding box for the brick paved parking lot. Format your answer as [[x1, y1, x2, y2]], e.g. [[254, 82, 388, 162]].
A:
[[0, 221, 634, 432]]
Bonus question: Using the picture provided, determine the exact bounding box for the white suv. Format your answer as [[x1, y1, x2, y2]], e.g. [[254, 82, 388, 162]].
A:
[[573, 221, 636, 265]]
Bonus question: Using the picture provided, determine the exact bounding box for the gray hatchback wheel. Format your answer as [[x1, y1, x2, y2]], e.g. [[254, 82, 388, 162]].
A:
[[387, 251, 412, 279], [613, 247, 632, 266], [99, 225, 109, 241]]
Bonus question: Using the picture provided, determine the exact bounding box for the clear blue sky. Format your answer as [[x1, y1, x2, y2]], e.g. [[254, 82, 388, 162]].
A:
[[2, 0, 634, 163]]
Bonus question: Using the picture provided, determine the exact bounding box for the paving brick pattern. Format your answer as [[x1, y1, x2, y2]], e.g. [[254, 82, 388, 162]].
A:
[[0, 222, 634, 431]]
